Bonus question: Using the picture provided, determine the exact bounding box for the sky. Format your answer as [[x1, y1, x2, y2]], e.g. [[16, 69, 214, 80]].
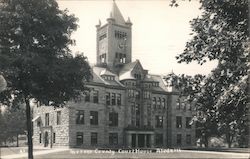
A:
[[58, 0, 217, 76]]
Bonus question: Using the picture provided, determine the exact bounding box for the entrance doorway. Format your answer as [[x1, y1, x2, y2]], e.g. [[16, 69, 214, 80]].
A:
[[138, 134, 145, 147], [130, 134, 151, 148], [44, 131, 49, 147]]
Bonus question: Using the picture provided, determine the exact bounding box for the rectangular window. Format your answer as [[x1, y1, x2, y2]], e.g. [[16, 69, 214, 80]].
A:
[[45, 113, 49, 126], [135, 103, 140, 127], [76, 132, 83, 146], [57, 111, 61, 125], [91, 132, 98, 145], [155, 133, 163, 146], [37, 120, 41, 127], [90, 111, 98, 125], [176, 99, 180, 110], [186, 134, 191, 145], [162, 98, 166, 109], [157, 98, 161, 108], [155, 116, 163, 128], [109, 112, 118, 126], [39, 133, 42, 143], [131, 102, 135, 126], [93, 90, 99, 103], [85, 92, 90, 102], [128, 89, 134, 97], [186, 117, 192, 129], [143, 91, 150, 99], [182, 102, 186, 110], [117, 94, 121, 106], [147, 104, 152, 126], [111, 93, 116, 105], [53, 133, 56, 143], [109, 133, 118, 145], [135, 91, 140, 99], [106, 92, 110, 105], [176, 116, 182, 128], [152, 97, 156, 109], [177, 134, 182, 145], [76, 110, 84, 124]]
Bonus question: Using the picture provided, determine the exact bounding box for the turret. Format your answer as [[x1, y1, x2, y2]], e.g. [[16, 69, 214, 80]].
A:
[[95, 19, 101, 29], [125, 17, 133, 27]]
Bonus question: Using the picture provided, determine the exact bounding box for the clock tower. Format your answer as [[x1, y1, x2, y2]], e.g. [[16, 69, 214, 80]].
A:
[[96, 0, 132, 71]]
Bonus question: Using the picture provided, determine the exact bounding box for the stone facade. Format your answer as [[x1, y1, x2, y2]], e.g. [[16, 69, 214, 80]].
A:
[[33, 106, 70, 147], [33, 1, 196, 148]]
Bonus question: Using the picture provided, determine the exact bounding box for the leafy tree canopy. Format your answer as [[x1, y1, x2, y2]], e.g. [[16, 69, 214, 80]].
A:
[[0, 0, 92, 158], [0, 0, 92, 106], [166, 0, 248, 147]]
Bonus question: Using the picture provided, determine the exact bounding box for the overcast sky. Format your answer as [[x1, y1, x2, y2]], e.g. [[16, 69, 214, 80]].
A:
[[58, 0, 217, 76]]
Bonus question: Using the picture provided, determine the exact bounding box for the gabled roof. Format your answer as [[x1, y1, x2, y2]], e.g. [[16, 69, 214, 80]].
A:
[[119, 60, 143, 81], [119, 61, 138, 75], [110, 1, 126, 25], [147, 74, 169, 92]]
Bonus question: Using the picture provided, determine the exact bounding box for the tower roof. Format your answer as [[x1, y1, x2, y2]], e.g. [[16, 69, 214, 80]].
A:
[[110, 0, 125, 25]]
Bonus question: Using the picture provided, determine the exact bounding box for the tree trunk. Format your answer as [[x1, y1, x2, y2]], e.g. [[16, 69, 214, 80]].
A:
[[16, 134, 19, 147], [25, 98, 33, 159], [226, 133, 232, 148], [204, 136, 209, 148]]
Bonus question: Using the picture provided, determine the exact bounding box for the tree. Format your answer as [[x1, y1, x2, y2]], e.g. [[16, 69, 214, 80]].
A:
[[0, 105, 26, 147], [0, 0, 92, 158], [166, 0, 248, 148]]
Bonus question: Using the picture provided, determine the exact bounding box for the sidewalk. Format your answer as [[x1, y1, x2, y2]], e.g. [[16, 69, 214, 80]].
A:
[[1, 148, 68, 159]]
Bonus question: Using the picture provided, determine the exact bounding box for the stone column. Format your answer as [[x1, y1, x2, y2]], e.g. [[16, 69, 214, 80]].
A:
[[127, 134, 132, 147], [151, 134, 155, 148], [135, 134, 138, 148], [144, 134, 147, 147]]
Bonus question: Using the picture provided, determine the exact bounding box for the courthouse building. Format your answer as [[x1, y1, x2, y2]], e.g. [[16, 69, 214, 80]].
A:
[[33, 1, 195, 148]]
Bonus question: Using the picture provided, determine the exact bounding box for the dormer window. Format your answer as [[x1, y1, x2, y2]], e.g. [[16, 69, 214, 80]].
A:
[[102, 75, 115, 81], [152, 82, 159, 87]]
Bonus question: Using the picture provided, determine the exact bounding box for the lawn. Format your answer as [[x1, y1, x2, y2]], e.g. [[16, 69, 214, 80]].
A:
[[0, 147, 44, 157]]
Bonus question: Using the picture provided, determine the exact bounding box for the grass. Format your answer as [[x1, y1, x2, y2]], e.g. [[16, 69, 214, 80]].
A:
[[0, 147, 44, 156]]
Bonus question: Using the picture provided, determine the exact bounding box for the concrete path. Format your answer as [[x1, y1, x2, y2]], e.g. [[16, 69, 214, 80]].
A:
[[1, 148, 68, 159]]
